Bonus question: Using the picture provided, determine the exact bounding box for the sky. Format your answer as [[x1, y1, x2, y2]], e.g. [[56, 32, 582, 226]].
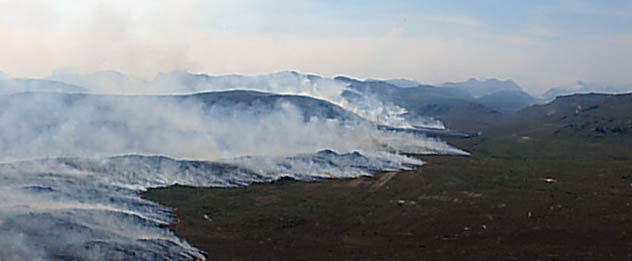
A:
[[0, 0, 631, 94]]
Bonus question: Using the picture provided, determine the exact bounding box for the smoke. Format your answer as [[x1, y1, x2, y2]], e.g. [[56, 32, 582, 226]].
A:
[[0, 90, 458, 162], [46, 70, 440, 129], [0, 72, 466, 260]]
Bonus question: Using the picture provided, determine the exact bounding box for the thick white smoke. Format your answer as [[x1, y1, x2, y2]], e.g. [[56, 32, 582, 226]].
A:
[[0, 72, 466, 260], [47, 70, 442, 129], [0, 92, 460, 162]]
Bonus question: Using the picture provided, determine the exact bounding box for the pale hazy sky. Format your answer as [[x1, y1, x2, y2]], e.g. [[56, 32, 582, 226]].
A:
[[1, 0, 631, 94]]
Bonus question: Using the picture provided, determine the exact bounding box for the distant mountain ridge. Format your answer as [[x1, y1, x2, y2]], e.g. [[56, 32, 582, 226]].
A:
[[442, 78, 523, 98], [336, 76, 547, 130], [542, 81, 632, 101], [0, 78, 89, 94], [9, 70, 544, 130], [47, 70, 335, 95], [48, 70, 141, 93], [335, 76, 500, 131], [359, 77, 538, 114], [365, 78, 422, 88]]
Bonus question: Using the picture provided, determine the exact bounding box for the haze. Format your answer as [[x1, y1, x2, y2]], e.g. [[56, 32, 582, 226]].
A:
[[1, 0, 631, 95]]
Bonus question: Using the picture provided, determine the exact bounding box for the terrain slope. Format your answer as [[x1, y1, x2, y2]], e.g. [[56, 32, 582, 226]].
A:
[[144, 93, 632, 260]]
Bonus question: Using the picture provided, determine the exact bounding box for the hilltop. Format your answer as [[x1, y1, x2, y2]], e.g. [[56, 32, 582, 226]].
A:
[[500, 93, 632, 140]]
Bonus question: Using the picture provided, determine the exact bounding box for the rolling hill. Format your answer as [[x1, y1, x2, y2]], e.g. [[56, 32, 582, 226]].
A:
[[336, 76, 501, 131], [0, 90, 364, 125], [476, 90, 537, 113], [181, 90, 364, 123], [512, 93, 632, 138]]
